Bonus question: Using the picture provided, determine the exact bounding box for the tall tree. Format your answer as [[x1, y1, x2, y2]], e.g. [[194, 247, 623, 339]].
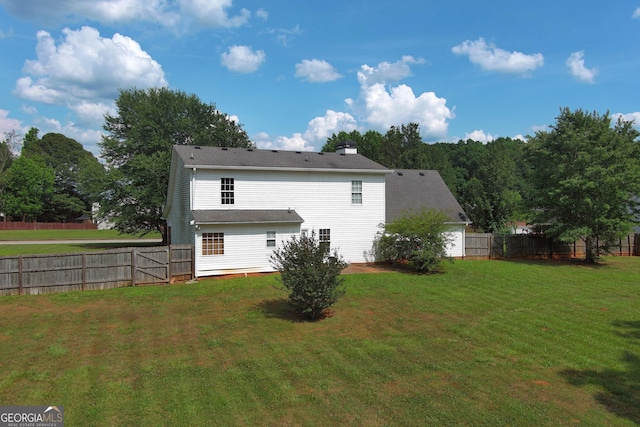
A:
[[2, 156, 54, 222], [0, 130, 19, 174], [526, 108, 640, 263], [0, 131, 20, 221], [99, 87, 253, 242], [22, 131, 106, 221]]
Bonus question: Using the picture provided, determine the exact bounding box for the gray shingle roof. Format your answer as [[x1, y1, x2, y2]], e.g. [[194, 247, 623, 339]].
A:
[[191, 209, 304, 224], [386, 170, 469, 224], [174, 145, 389, 173]]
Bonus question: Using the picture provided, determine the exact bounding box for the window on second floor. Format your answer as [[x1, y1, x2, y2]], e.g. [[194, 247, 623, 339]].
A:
[[221, 177, 234, 205], [352, 180, 362, 204]]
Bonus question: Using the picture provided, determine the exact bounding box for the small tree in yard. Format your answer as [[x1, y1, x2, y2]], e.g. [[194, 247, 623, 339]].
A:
[[374, 209, 453, 273], [270, 232, 348, 320]]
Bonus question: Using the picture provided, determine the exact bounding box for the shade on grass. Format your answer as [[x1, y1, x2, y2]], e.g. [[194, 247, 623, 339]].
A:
[[0, 258, 638, 426]]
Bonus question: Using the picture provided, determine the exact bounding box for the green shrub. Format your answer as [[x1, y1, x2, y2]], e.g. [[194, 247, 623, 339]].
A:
[[374, 208, 452, 273], [270, 232, 348, 320]]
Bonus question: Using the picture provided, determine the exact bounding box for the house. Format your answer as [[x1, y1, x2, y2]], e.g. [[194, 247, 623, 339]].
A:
[[163, 144, 469, 277], [385, 169, 469, 258]]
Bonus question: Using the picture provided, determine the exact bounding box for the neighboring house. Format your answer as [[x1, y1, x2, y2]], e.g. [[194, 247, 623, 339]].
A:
[[385, 169, 470, 258], [91, 202, 115, 230], [163, 144, 469, 277]]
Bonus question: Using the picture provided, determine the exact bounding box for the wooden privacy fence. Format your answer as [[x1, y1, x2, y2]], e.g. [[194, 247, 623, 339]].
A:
[[465, 233, 638, 260], [0, 245, 193, 296]]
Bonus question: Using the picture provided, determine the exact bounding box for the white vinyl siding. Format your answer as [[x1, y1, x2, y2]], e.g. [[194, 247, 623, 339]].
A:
[[164, 154, 194, 246], [195, 224, 299, 276], [191, 169, 386, 266], [445, 225, 466, 258]]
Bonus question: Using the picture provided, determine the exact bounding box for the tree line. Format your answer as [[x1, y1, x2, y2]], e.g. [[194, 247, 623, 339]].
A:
[[1, 88, 638, 263], [323, 123, 531, 233]]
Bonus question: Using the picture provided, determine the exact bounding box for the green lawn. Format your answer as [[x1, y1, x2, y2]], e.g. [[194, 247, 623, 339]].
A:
[[0, 229, 163, 256], [0, 229, 161, 241], [1, 258, 639, 426]]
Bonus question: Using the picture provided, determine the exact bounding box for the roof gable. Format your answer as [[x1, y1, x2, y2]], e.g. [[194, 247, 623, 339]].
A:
[[173, 145, 389, 173], [386, 169, 469, 224]]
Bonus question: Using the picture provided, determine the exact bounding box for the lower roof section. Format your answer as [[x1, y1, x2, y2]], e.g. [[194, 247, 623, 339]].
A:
[[191, 209, 304, 225]]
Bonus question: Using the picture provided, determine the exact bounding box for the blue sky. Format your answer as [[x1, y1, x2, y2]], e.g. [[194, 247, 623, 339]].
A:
[[1, 0, 639, 156]]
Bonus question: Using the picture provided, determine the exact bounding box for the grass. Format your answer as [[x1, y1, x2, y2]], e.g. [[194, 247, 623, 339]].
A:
[[0, 229, 163, 256], [0, 258, 639, 426]]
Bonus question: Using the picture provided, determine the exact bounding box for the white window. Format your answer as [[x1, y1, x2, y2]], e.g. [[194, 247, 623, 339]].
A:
[[202, 232, 224, 255], [221, 178, 234, 205], [266, 231, 276, 247], [352, 180, 362, 204]]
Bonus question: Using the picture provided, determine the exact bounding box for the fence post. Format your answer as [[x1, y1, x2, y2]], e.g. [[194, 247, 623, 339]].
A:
[[168, 245, 173, 283], [131, 248, 136, 287], [191, 245, 196, 279], [82, 252, 86, 291], [18, 255, 23, 296]]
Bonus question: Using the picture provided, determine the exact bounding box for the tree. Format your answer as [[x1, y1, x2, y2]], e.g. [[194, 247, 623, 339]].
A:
[[373, 208, 452, 273], [99, 87, 254, 243], [22, 130, 106, 222], [270, 232, 348, 320], [0, 131, 19, 221], [2, 156, 54, 221], [322, 129, 384, 161], [526, 108, 640, 263], [0, 130, 19, 174]]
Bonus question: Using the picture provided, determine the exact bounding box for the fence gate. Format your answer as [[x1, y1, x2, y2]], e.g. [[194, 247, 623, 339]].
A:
[[133, 247, 169, 285]]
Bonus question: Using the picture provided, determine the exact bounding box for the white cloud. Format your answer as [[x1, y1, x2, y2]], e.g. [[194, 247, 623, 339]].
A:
[[253, 110, 357, 151], [0, 0, 254, 30], [220, 45, 265, 73], [34, 116, 104, 155], [465, 129, 495, 143], [69, 101, 116, 127], [179, 0, 249, 28], [267, 24, 301, 46], [452, 37, 544, 74], [347, 58, 453, 139], [304, 110, 357, 141], [357, 56, 424, 87], [612, 112, 640, 129], [15, 27, 167, 106], [0, 109, 23, 138], [566, 51, 598, 84], [255, 8, 268, 20], [633, 7, 640, 18], [295, 59, 342, 83], [21, 105, 37, 115]]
